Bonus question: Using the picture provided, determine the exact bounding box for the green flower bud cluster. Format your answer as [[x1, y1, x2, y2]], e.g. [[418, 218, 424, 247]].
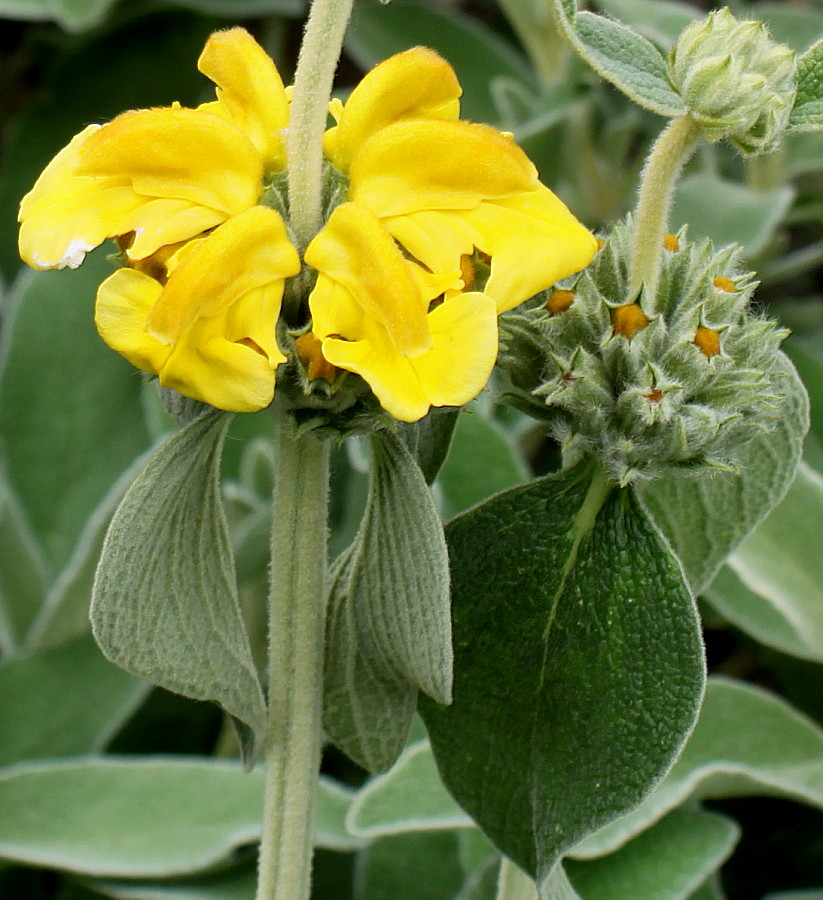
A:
[[499, 220, 789, 485], [668, 7, 797, 154]]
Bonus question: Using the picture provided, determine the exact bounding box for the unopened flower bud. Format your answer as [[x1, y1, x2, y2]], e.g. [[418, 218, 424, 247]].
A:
[[669, 8, 797, 154], [498, 219, 790, 485]]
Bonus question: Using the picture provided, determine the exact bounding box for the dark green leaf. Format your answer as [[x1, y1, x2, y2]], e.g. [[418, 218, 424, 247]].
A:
[[91, 411, 266, 746], [790, 39, 823, 132], [577, 677, 823, 857], [420, 465, 704, 883], [397, 408, 460, 485]]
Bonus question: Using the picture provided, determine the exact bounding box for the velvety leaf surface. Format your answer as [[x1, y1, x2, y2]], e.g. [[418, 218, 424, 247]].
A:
[[0, 759, 358, 876], [639, 352, 807, 595], [566, 807, 739, 900], [346, 741, 471, 839], [0, 635, 146, 767], [436, 407, 527, 520], [705, 461, 823, 662], [420, 465, 704, 883], [576, 677, 823, 857], [0, 475, 48, 650], [670, 173, 795, 258], [324, 432, 452, 773], [0, 259, 152, 571], [91, 412, 266, 744], [594, 0, 698, 48], [790, 39, 823, 132], [549, 0, 686, 117]]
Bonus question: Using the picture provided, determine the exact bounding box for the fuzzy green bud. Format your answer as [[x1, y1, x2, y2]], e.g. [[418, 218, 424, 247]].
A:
[[499, 219, 789, 486], [668, 7, 797, 154]]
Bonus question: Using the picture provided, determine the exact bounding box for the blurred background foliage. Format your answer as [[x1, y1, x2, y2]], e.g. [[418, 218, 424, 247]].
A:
[[0, 0, 822, 898]]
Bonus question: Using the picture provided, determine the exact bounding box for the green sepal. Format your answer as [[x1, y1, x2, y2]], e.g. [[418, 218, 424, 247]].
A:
[[788, 38, 823, 132], [91, 410, 266, 762], [420, 463, 705, 884], [549, 0, 686, 118], [324, 430, 452, 772], [397, 408, 461, 485]]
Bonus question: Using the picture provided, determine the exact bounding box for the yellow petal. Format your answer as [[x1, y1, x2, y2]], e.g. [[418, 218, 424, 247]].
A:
[[95, 268, 171, 374], [319, 290, 498, 422], [147, 205, 300, 342], [197, 27, 290, 172], [19, 125, 145, 270], [157, 285, 285, 413], [324, 47, 461, 173], [305, 203, 431, 356], [475, 189, 598, 310], [382, 186, 598, 313], [348, 119, 537, 218], [79, 106, 263, 215]]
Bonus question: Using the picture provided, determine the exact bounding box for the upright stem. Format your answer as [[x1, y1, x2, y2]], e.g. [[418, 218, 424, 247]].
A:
[[255, 405, 331, 900], [497, 858, 539, 900], [286, 0, 355, 251], [628, 116, 700, 307]]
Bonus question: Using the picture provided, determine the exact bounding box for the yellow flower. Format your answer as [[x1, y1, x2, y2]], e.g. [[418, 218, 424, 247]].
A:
[[18, 32, 597, 423], [18, 27, 288, 270], [306, 47, 598, 421], [95, 206, 300, 412]]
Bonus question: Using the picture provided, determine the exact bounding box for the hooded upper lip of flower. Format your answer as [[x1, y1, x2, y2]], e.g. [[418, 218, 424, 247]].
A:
[[18, 27, 290, 272], [18, 29, 597, 420]]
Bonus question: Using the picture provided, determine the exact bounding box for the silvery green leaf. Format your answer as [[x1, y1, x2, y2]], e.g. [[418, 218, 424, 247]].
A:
[[639, 352, 808, 595], [566, 807, 739, 900], [705, 460, 823, 662], [324, 431, 452, 772], [0, 474, 48, 652], [26, 448, 158, 652], [0, 759, 359, 877], [91, 411, 266, 749], [549, 0, 686, 117]]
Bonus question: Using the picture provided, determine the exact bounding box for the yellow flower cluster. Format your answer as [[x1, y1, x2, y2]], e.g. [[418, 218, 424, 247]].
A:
[[19, 28, 596, 421]]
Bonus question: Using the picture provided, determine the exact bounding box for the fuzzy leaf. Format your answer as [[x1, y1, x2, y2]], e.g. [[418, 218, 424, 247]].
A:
[[91, 411, 266, 749], [0, 475, 48, 651], [549, 0, 686, 117], [789, 39, 823, 132], [577, 677, 823, 857], [0, 759, 359, 877], [638, 352, 807, 595], [705, 461, 823, 662], [398, 408, 460, 485], [594, 0, 699, 49], [420, 465, 704, 883], [324, 431, 452, 772], [567, 807, 738, 900], [346, 740, 471, 839], [0, 635, 147, 767]]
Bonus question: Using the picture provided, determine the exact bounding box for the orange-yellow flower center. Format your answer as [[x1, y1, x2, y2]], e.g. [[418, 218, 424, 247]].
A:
[[694, 326, 721, 357], [296, 332, 338, 383], [663, 233, 680, 252], [547, 289, 576, 315], [612, 303, 650, 339], [713, 275, 737, 292]]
